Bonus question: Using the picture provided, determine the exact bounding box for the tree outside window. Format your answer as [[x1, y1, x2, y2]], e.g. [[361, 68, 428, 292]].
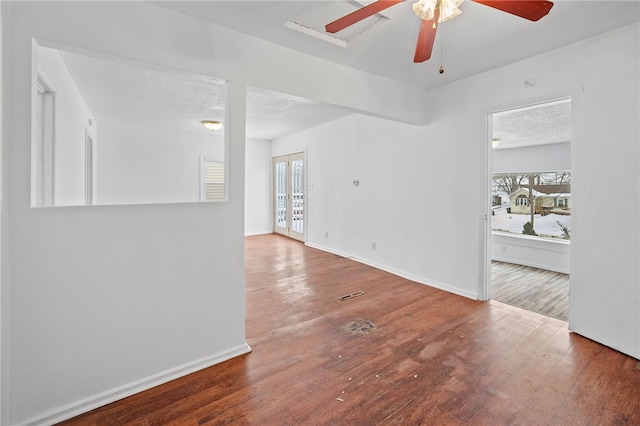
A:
[[492, 171, 571, 240]]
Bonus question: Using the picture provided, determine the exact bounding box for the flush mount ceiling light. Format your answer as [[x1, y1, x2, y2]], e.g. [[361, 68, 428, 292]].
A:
[[201, 120, 223, 131]]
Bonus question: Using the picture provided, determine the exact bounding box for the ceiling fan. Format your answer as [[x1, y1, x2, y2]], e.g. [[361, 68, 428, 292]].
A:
[[325, 0, 554, 63]]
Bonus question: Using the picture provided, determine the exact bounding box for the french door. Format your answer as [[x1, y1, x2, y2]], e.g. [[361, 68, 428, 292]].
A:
[[273, 152, 305, 242]]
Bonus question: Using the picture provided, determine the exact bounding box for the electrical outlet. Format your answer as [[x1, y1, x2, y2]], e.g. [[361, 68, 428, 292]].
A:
[[371, 242, 376, 251], [502, 246, 507, 254], [325, 231, 329, 239]]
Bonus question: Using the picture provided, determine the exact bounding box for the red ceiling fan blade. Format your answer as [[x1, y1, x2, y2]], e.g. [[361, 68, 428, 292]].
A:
[[472, 0, 554, 21], [414, 8, 439, 63], [325, 0, 404, 33]]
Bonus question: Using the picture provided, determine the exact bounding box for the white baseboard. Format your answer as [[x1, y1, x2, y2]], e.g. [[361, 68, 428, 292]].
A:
[[305, 243, 478, 300], [244, 230, 273, 237], [305, 242, 354, 260], [22, 342, 252, 426]]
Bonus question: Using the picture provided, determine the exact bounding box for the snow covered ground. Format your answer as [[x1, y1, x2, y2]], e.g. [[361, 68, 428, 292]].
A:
[[492, 208, 571, 239]]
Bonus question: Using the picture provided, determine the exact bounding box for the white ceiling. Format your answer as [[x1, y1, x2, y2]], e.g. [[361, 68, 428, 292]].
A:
[[492, 99, 572, 150], [57, 1, 638, 142], [59, 49, 228, 136], [153, 0, 640, 90], [58, 48, 354, 140], [245, 87, 355, 139]]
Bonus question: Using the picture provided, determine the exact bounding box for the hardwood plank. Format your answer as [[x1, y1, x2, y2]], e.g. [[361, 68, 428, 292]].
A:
[[491, 261, 569, 320], [58, 234, 640, 425]]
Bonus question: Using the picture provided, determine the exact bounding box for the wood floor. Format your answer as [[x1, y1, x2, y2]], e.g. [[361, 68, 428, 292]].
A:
[[60, 234, 640, 425], [491, 261, 569, 321]]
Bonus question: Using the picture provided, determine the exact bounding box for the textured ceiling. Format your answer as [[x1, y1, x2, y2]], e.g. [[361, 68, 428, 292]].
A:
[[58, 47, 353, 140], [153, 0, 640, 90], [56, 1, 637, 143], [493, 99, 571, 149], [59, 49, 227, 136], [246, 88, 353, 140]]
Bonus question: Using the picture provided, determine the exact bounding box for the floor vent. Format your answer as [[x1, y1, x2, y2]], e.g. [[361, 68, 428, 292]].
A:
[[338, 290, 364, 301]]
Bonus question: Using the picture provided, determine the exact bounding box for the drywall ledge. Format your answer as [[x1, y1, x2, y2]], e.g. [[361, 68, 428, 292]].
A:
[[491, 232, 570, 274], [22, 343, 251, 426]]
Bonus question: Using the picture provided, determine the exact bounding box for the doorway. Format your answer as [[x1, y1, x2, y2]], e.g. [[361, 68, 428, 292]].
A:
[[487, 99, 572, 321], [273, 152, 305, 242]]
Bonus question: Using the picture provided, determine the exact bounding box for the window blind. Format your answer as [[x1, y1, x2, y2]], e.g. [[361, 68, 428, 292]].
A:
[[204, 160, 224, 201]]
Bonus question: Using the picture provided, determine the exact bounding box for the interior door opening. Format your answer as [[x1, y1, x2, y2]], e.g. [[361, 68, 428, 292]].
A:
[[487, 99, 572, 321], [273, 152, 305, 242]]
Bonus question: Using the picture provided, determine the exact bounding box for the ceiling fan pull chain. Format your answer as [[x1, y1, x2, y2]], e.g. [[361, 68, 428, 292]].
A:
[[439, 22, 445, 74]]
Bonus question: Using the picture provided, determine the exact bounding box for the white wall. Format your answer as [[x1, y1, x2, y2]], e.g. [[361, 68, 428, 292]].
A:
[[4, 4, 251, 425], [275, 112, 484, 299], [97, 122, 224, 205], [1, 2, 432, 425], [273, 23, 640, 359], [492, 232, 570, 274], [245, 138, 272, 235], [0, 3, 5, 423], [36, 45, 96, 206], [570, 36, 639, 359]]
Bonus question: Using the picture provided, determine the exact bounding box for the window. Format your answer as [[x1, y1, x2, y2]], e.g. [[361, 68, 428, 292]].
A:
[[492, 171, 571, 240], [201, 158, 225, 201]]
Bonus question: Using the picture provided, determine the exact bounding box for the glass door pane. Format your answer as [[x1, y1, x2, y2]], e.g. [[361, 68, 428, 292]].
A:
[[274, 158, 287, 233], [290, 157, 304, 235]]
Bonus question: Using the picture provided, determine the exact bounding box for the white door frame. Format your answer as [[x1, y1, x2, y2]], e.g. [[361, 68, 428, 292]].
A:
[[480, 96, 573, 303], [480, 114, 493, 301]]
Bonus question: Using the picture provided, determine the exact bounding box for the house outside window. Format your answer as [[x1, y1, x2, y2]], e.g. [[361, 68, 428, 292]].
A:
[[492, 171, 571, 240]]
